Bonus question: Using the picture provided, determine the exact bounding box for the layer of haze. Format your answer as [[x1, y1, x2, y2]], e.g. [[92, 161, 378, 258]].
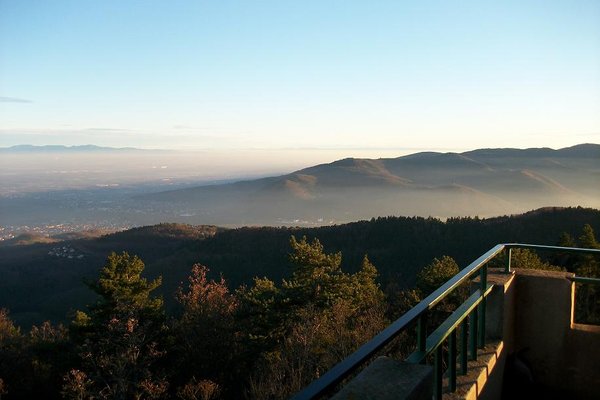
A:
[[1, 145, 598, 229], [0, 148, 427, 195]]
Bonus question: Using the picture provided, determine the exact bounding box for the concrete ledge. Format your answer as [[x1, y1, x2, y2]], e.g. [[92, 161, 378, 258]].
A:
[[571, 323, 600, 333], [443, 340, 504, 400], [331, 356, 433, 400]]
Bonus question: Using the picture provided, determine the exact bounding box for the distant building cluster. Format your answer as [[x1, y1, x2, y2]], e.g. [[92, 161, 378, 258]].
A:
[[0, 226, 10, 241], [0, 222, 130, 242], [48, 245, 84, 259]]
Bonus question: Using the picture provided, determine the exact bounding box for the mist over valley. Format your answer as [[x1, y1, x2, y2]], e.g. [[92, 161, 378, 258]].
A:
[[1, 144, 598, 240]]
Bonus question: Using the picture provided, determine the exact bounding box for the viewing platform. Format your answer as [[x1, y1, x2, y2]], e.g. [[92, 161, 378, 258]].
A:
[[292, 244, 600, 400]]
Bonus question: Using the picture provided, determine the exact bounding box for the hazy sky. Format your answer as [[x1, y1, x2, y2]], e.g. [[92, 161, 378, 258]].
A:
[[1, 1, 599, 151]]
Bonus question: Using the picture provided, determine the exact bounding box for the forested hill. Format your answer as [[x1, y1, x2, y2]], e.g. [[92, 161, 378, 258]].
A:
[[168, 206, 600, 290], [1, 207, 599, 328]]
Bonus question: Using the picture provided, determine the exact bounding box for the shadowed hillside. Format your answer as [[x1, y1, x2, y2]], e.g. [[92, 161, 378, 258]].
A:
[[0, 207, 598, 328]]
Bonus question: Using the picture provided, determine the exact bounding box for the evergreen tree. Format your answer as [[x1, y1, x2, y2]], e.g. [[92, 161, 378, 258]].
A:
[[65, 252, 167, 400], [553, 232, 577, 269], [573, 225, 600, 324], [284, 236, 349, 309], [241, 236, 387, 399], [558, 232, 576, 248], [87, 251, 163, 321], [416, 256, 460, 297], [579, 224, 599, 249]]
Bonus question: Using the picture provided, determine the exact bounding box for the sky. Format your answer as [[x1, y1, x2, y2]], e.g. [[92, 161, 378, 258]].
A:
[[1, 0, 599, 152]]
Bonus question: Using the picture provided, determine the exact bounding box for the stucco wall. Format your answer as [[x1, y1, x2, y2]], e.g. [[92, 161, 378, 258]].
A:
[[510, 269, 600, 399]]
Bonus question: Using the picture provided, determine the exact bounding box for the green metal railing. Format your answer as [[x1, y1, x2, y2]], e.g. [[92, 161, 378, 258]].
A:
[[291, 243, 600, 400], [568, 275, 600, 325], [568, 276, 600, 285]]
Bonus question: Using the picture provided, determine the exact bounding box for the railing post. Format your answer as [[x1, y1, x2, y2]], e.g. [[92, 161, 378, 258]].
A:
[[449, 329, 457, 392], [478, 299, 486, 348], [417, 312, 427, 356], [505, 247, 512, 273], [460, 318, 468, 374], [478, 266, 487, 348], [434, 346, 443, 400], [469, 308, 478, 360]]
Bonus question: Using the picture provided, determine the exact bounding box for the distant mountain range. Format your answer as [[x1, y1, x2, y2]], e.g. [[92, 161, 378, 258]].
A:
[[137, 144, 600, 223], [0, 144, 143, 152]]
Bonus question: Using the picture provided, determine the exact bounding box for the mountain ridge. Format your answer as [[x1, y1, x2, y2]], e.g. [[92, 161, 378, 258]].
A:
[[0, 144, 146, 152], [137, 144, 600, 224]]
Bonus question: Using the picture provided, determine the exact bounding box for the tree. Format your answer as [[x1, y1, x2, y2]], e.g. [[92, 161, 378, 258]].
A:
[[0, 309, 19, 342], [553, 232, 577, 269], [509, 249, 561, 271], [573, 225, 600, 324], [236, 276, 283, 354], [352, 255, 386, 310], [241, 236, 387, 399], [173, 265, 238, 394], [0, 309, 74, 399], [416, 256, 460, 297], [66, 252, 167, 400], [579, 224, 599, 250], [0, 309, 20, 399], [558, 232, 576, 248], [87, 251, 163, 321], [283, 236, 349, 309], [573, 224, 600, 279]]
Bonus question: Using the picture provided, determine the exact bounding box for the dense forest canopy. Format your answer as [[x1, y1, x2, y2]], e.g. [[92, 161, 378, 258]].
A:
[[0, 207, 599, 328]]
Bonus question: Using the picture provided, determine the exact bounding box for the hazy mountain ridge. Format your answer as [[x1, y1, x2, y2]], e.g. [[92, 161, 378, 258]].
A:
[[0, 144, 146, 152], [138, 144, 600, 224]]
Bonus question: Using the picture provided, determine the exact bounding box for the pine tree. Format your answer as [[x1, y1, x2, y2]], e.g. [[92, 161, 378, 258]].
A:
[[574, 225, 600, 324], [579, 224, 599, 249], [416, 256, 460, 297], [558, 232, 576, 248], [66, 252, 167, 400], [242, 236, 387, 399]]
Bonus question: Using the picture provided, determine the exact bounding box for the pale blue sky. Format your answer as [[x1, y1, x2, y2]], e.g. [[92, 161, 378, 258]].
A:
[[1, 0, 599, 151]]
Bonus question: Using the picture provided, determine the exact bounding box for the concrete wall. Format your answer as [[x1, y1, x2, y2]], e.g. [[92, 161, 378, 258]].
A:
[[480, 269, 600, 399], [566, 323, 600, 397], [509, 269, 600, 399], [512, 269, 574, 390]]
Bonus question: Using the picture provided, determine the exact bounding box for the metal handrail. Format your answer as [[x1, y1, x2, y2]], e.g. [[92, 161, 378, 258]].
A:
[[291, 243, 600, 400], [568, 276, 600, 285], [504, 243, 600, 273]]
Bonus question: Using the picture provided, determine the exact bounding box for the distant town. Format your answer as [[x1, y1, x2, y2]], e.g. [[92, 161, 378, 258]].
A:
[[0, 222, 130, 242]]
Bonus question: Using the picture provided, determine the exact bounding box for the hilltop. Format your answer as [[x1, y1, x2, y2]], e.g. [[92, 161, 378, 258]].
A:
[[138, 144, 600, 224]]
